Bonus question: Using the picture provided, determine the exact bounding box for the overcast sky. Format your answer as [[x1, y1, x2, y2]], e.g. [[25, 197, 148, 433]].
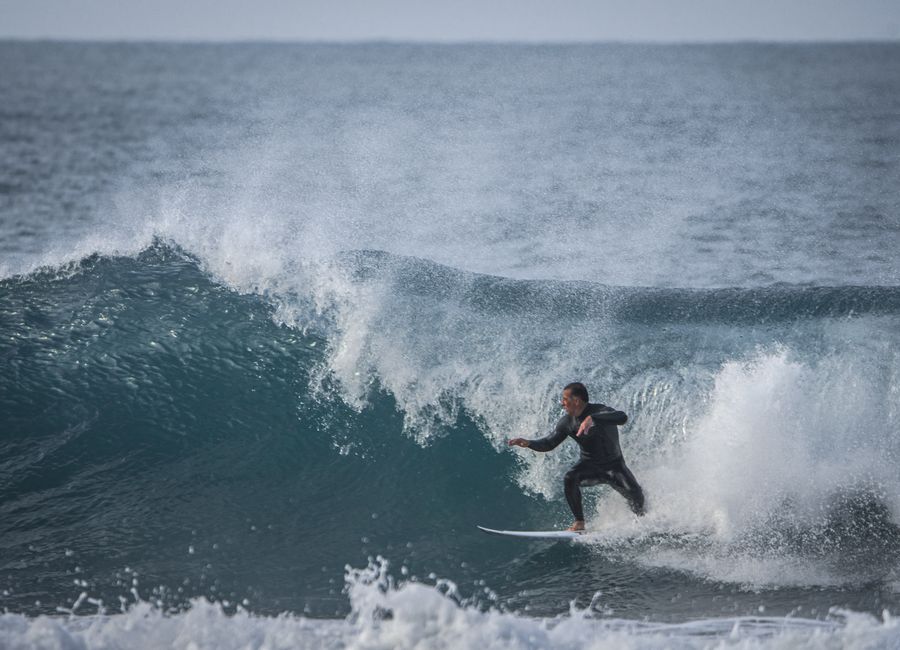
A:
[[2, 0, 900, 42]]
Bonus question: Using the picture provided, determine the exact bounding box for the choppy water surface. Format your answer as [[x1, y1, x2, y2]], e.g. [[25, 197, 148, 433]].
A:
[[1, 42, 899, 648]]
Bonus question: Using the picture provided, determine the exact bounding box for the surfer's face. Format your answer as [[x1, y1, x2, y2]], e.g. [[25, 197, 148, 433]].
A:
[[561, 389, 583, 417]]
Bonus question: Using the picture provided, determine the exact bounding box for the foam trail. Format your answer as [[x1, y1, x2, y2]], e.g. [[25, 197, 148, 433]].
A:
[[591, 342, 900, 588], [1, 559, 895, 650]]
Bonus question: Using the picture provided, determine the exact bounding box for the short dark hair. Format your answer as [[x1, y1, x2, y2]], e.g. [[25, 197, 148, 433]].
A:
[[563, 382, 589, 402]]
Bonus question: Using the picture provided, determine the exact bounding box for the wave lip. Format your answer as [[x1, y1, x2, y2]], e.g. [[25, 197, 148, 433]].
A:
[[333, 249, 900, 323]]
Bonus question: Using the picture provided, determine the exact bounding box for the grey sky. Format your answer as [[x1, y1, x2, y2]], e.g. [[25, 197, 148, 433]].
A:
[[2, 0, 900, 42]]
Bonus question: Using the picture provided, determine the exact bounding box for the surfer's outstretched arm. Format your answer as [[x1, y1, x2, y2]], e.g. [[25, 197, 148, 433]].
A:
[[508, 421, 568, 452]]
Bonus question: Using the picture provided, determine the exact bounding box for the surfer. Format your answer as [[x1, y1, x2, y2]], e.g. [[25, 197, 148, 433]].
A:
[[508, 382, 645, 531]]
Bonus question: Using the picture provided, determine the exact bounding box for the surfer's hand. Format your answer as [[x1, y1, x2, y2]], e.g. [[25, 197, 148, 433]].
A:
[[576, 416, 593, 437], [508, 438, 529, 448]]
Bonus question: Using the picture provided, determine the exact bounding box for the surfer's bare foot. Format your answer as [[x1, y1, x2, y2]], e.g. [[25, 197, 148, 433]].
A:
[[567, 520, 585, 532]]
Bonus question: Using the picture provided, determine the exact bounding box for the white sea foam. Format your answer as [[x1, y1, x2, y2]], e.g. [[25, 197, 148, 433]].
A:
[[645, 346, 897, 532], [584, 340, 900, 588], [1, 559, 896, 650]]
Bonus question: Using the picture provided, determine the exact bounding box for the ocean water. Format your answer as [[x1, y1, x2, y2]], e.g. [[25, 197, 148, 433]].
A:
[[2, 41, 900, 648]]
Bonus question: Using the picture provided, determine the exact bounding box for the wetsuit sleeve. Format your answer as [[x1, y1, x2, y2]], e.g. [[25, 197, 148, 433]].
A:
[[587, 406, 628, 426], [526, 420, 569, 452]]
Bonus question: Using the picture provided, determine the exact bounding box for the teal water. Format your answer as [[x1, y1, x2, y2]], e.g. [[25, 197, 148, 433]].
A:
[[2, 42, 900, 648], [3, 245, 900, 623]]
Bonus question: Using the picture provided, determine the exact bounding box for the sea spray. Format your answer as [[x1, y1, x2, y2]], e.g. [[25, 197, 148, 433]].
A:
[[3, 246, 899, 600], [3, 557, 894, 650], [3, 41, 900, 641]]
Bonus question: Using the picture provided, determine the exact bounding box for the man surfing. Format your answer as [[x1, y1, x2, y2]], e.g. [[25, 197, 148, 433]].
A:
[[508, 382, 645, 531]]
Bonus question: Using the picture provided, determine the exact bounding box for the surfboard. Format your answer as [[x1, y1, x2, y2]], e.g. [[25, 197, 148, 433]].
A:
[[476, 525, 583, 540]]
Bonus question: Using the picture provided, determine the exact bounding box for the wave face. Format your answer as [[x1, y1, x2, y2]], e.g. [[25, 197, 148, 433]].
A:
[[3, 245, 900, 627], [2, 42, 900, 646]]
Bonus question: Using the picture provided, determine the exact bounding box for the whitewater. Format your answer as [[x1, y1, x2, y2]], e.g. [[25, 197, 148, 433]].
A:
[[1, 42, 900, 648]]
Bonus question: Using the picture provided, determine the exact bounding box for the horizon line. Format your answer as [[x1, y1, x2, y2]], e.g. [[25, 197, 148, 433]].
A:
[[2, 35, 899, 46]]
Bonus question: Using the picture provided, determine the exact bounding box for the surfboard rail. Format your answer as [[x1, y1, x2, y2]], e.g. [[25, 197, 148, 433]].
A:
[[476, 525, 583, 540]]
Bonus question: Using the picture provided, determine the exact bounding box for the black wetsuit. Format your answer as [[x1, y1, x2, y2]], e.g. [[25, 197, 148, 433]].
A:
[[527, 403, 645, 520]]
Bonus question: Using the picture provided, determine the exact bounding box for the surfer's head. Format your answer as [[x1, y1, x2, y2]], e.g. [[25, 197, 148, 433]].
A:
[[561, 382, 589, 416]]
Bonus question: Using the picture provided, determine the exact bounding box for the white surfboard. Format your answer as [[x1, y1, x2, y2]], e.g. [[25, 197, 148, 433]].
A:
[[477, 525, 583, 540]]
